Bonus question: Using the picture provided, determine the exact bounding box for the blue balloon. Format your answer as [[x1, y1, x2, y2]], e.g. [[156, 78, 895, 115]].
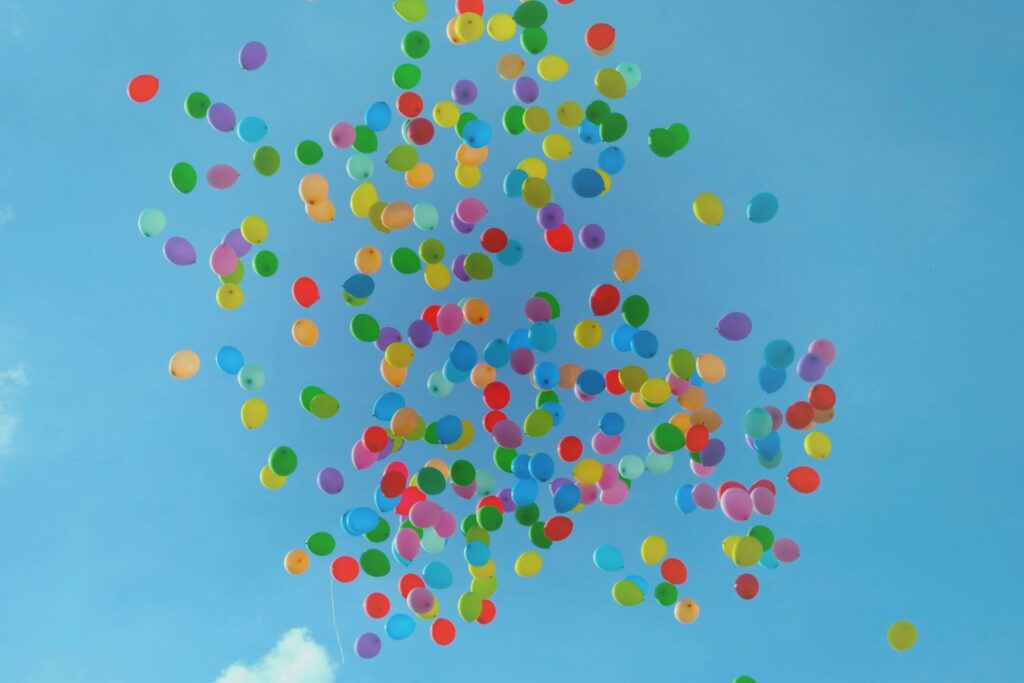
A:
[[507, 327, 531, 350], [577, 120, 600, 144], [483, 338, 511, 368], [461, 119, 492, 148], [674, 484, 697, 514], [576, 369, 606, 396], [464, 541, 491, 567], [441, 359, 470, 383], [385, 613, 416, 640], [343, 507, 380, 536], [758, 364, 787, 393], [541, 402, 564, 425], [611, 324, 638, 352], [533, 361, 559, 389], [631, 330, 659, 359], [690, 374, 705, 388], [598, 145, 626, 174], [747, 192, 779, 223], [593, 544, 624, 572], [503, 169, 528, 198], [237, 116, 268, 143], [764, 339, 796, 369], [372, 392, 405, 421], [422, 562, 453, 590], [759, 553, 780, 570], [599, 411, 626, 436], [512, 478, 539, 505], [343, 274, 375, 299], [528, 452, 555, 482], [754, 431, 781, 458], [511, 454, 532, 480], [553, 483, 581, 513], [375, 486, 400, 513], [449, 340, 477, 371], [625, 574, 649, 596], [496, 239, 524, 266], [215, 345, 245, 374], [364, 101, 392, 132], [571, 168, 604, 198], [435, 415, 463, 444], [528, 322, 557, 352]]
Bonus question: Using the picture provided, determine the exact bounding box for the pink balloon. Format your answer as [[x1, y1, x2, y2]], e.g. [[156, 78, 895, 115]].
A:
[[491, 420, 522, 449], [751, 486, 776, 515], [720, 487, 753, 522], [772, 537, 800, 563], [647, 434, 666, 454], [330, 122, 356, 148], [808, 338, 836, 366], [578, 483, 598, 505], [455, 197, 487, 224], [573, 386, 597, 402], [209, 244, 238, 275], [691, 482, 717, 510], [351, 441, 376, 470], [591, 432, 621, 456], [206, 163, 239, 189], [451, 483, 477, 499], [406, 587, 434, 613], [599, 479, 628, 505], [436, 304, 464, 335], [409, 501, 441, 528], [597, 463, 619, 489], [766, 405, 784, 431], [394, 527, 420, 561], [510, 348, 535, 375], [666, 373, 690, 396], [433, 510, 456, 538], [690, 460, 714, 477]]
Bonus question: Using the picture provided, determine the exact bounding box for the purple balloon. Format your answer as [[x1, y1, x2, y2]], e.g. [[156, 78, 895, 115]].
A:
[[317, 467, 344, 494], [238, 41, 268, 71], [492, 420, 523, 449], [579, 223, 606, 249], [407, 319, 433, 348], [548, 477, 572, 496], [222, 228, 252, 258], [512, 76, 540, 104], [163, 237, 196, 266], [450, 212, 475, 234], [523, 297, 552, 322], [700, 438, 726, 467], [497, 487, 517, 512], [452, 79, 478, 105], [536, 203, 564, 230], [354, 632, 381, 659], [796, 353, 826, 382], [510, 347, 535, 375], [374, 327, 402, 352], [716, 312, 752, 341], [451, 254, 470, 282], [206, 102, 236, 132]]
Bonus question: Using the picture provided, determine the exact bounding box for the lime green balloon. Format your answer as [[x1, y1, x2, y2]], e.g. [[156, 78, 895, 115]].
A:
[[391, 247, 421, 274], [392, 63, 421, 89], [219, 259, 245, 284], [654, 582, 678, 606], [514, 502, 540, 526], [887, 621, 917, 651], [669, 348, 696, 378], [268, 446, 298, 476], [529, 521, 552, 548], [612, 579, 644, 607], [455, 112, 477, 139], [306, 531, 335, 557], [353, 125, 378, 154], [345, 294, 369, 308], [450, 459, 476, 487], [463, 253, 493, 280], [520, 27, 547, 55], [523, 409, 554, 437], [749, 525, 774, 550], [350, 314, 380, 342], [418, 238, 445, 264], [417, 466, 446, 495], [253, 250, 278, 277], [513, 1, 548, 28], [465, 528, 490, 547], [493, 447, 516, 473], [651, 423, 684, 452], [360, 548, 391, 577], [295, 140, 323, 165], [253, 146, 281, 176], [669, 122, 690, 150], [300, 386, 325, 412], [503, 106, 526, 135], [476, 505, 503, 532], [386, 144, 419, 172], [470, 576, 497, 598], [533, 291, 560, 319], [393, 0, 427, 23], [648, 127, 677, 158], [595, 68, 627, 99], [457, 591, 483, 622], [170, 162, 197, 194], [401, 30, 430, 58], [621, 295, 649, 326], [310, 393, 339, 419], [585, 100, 611, 124], [365, 517, 392, 543], [600, 112, 628, 142], [184, 92, 211, 119]]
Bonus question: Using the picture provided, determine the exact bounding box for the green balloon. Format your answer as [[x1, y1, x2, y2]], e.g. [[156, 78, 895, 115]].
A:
[[184, 92, 211, 119], [391, 247, 421, 274], [450, 460, 476, 487], [455, 112, 477, 139], [528, 521, 552, 549], [585, 100, 611, 124], [669, 122, 690, 151], [401, 30, 430, 58], [306, 531, 336, 557], [612, 579, 645, 607], [294, 140, 323, 165], [300, 386, 325, 412], [648, 127, 677, 158], [514, 502, 540, 527], [457, 592, 483, 622], [502, 106, 526, 135], [734, 678, 757, 683], [219, 259, 245, 284], [600, 112, 628, 142], [621, 295, 650, 326], [668, 348, 696, 378], [749, 525, 775, 550], [513, 0, 548, 27], [365, 518, 392, 543], [359, 548, 391, 577], [268, 446, 298, 476], [310, 393, 339, 419], [533, 291, 560, 319], [460, 514, 479, 536], [392, 63, 421, 90], [654, 581, 678, 606], [417, 466, 446, 495], [418, 238, 445, 264], [493, 447, 516, 473], [423, 421, 439, 445], [520, 26, 547, 55], [253, 146, 281, 176], [476, 505, 503, 532], [470, 576, 497, 598], [353, 125, 378, 154], [400, 520, 424, 539], [169, 162, 197, 194], [463, 253, 493, 280], [651, 423, 685, 452], [393, 0, 427, 23], [535, 391, 559, 408], [386, 144, 419, 172], [253, 250, 278, 277], [350, 314, 381, 342], [344, 294, 369, 308]]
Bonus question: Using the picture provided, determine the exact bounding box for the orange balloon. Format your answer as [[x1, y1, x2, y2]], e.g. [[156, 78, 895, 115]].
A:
[[298, 173, 329, 203], [470, 363, 497, 388], [284, 549, 310, 575], [462, 297, 490, 324], [381, 201, 414, 230]]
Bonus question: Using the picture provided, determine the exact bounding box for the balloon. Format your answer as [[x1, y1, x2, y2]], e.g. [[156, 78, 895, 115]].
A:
[[137, 208, 166, 238], [612, 579, 644, 606], [661, 558, 687, 585], [283, 549, 309, 575], [252, 146, 280, 176], [640, 535, 667, 565], [797, 353, 827, 382], [717, 312, 752, 341], [169, 163, 197, 194], [430, 618, 456, 646], [579, 223, 606, 249], [237, 116, 267, 143], [613, 249, 640, 282], [168, 350, 200, 379], [888, 621, 917, 651], [163, 237, 196, 266], [127, 74, 159, 103], [674, 598, 699, 624], [771, 537, 800, 563], [648, 128, 676, 157], [721, 487, 753, 522], [354, 632, 381, 659], [207, 102, 236, 132], [514, 551, 542, 577], [572, 168, 604, 198], [693, 192, 724, 226], [585, 23, 615, 54], [734, 573, 759, 600], [787, 466, 820, 494], [747, 192, 779, 223], [240, 399, 267, 429], [804, 431, 832, 459]]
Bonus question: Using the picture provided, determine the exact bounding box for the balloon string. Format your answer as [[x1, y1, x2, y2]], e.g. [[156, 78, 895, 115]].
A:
[[329, 574, 347, 665]]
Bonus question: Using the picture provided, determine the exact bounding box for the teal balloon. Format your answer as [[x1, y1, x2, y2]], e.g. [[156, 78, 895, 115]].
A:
[[237, 364, 266, 391], [593, 544, 624, 572], [747, 192, 779, 223], [237, 116, 268, 143], [385, 613, 415, 640], [743, 407, 773, 440]]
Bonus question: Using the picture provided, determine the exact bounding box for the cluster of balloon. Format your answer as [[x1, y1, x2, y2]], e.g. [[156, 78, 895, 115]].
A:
[[129, 0, 868, 669]]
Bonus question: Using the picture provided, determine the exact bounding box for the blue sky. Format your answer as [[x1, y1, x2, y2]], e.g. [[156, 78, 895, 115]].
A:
[[1, 0, 1023, 681]]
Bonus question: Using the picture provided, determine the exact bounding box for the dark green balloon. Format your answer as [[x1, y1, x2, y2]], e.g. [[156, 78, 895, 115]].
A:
[[535, 391, 559, 407], [306, 531, 336, 557], [300, 386, 325, 412], [455, 112, 477, 139], [268, 446, 298, 476], [621, 295, 650, 326], [669, 122, 690, 150], [651, 422, 685, 452], [654, 581, 678, 606], [476, 505, 503, 531], [503, 106, 526, 135], [423, 422, 439, 445], [350, 314, 380, 342], [169, 162, 197, 194], [418, 238, 445, 264], [253, 250, 278, 277], [514, 1, 548, 28], [648, 127, 677, 157], [295, 140, 323, 165], [359, 548, 391, 577], [585, 100, 611, 124], [353, 125, 378, 154], [529, 521, 552, 549], [533, 291, 561, 319], [417, 466, 446, 495], [184, 92, 211, 119], [520, 27, 547, 55], [364, 518, 392, 543], [253, 146, 281, 176], [391, 247, 421, 274], [399, 520, 424, 539], [493, 447, 516, 473], [450, 460, 476, 487], [463, 253, 493, 280], [392, 63, 422, 89], [600, 112, 628, 142], [749, 525, 775, 550], [514, 503, 540, 527], [401, 30, 430, 59]]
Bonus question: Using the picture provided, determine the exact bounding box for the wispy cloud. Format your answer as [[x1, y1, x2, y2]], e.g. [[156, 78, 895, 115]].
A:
[[0, 1, 26, 38], [213, 629, 334, 683], [0, 365, 28, 455], [0, 204, 14, 228]]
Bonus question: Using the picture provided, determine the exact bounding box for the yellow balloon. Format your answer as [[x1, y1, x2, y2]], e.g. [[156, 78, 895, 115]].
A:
[[455, 144, 489, 167], [291, 319, 319, 347], [804, 431, 832, 460], [596, 168, 612, 194], [518, 157, 548, 179], [730, 536, 763, 567], [381, 201, 414, 230], [283, 549, 309, 576], [354, 246, 382, 274], [696, 354, 726, 383], [241, 398, 268, 430], [423, 262, 451, 290], [433, 101, 460, 128], [216, 284, 244, 310], [523, 106, 550, 133], [260, 465, 286, 490], [470, 363, 496, 389], [674, 598, 700, 624], [405, 162, 434, 189], [722, 535, 741, 559], [515, 551, 543, 577], [496, 53, 525, 80], [350, 182, 379, 218], [454, 12, 484, 42], [390, 407, 420, 437], [639, 378, 672, 406], [537, 54, 569, 81], [446, 420, 475, 451], [305, 199, 335, 223], [240, 215, 268, 244], [573, 458, 603, 485], [554, 102, 582, 130], [679, 386, 706, 410], [640, 535, 668, 565], [618, 365, 648, 392], [471, 576, 497, 598], [462, 297, 489, 324], [887, 621, 917, 651], [298, 173, 328, 203], [469, 558, 496, 580], [594, 67, 627, 98], [168, 350, 200, 379], [521, 177, 552, 208], [384, 341, 414, 368], [542, 133, 572, 161], [574, 319, 603, 348], [693, 192, 724, 226], [486, 13, 516, 41], [455, 163, 482, 188], [612, 248, 640, 282], [380, 357, 407, 387]]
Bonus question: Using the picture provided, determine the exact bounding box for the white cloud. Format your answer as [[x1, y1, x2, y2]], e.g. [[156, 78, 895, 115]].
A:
[[0, 205, 13, 228], [0, 1, 26, 38], [214, 629, 335, 683], [0, 365, 27, 454]]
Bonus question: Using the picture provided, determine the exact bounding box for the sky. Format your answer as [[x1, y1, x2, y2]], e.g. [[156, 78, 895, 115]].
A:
[[1, 0, 1023, 681]]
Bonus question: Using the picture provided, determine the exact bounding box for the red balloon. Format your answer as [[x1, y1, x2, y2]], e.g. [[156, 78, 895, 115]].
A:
[[455, 0, 484, 14], [483, 381, 511, 409], [685, 424, 710, 452], [787, 466, 821, 494], [660, 558, 688, 585], [396, 91, 424, 118], [589, 284, 621, 316], [363, 592, 391, 618], [480, 227, 509, 254], [292, 277, 320, 307], [544, 224, 574, 253], [363, 426, 389, 452], [543, 516, 573, 541], [808, 384, 836, 411], [331, 556, 359, 583], [422, 305, 441, 331], [384, 461, 409, 480], [585, 23, 615, 52], [785, 401, 815, 429], [750, 479, 776, 495], [398, 573, 424, 598], [558, 435, 583, 462], [431, 618, 456, 646], [127, 74, 159, 103], [604, 369, 626, 395], [477, 598, 496, 625], [483, 410, 507, 433], [380, 470, 406, 498], [477, 495, 504, 512], [406, 117, 435, 146], [734, 573, 759, 600], [395, 486, 426, 515], [717, 481, 746, 499]]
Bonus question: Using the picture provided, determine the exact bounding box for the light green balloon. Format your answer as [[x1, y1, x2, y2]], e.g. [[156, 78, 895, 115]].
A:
[[310, 393, 339, 419], [237, 364, 265, 391], [616, 62, 642, 90], [219, 259, 245, 284], [385, 144, 419, 173], [137, 208, 166, 237], [470, 576, 497, 598], [523, 409, 553, 437], [645, 451, 674, 474], [420, 527, 445, 554], [413, 203, 438, 231], [427, 370, 453, 397], [393, 0, 427, 22], [252, 146, 281, 176], [346, 154, 374, 181], [618, 454, 645, 480], [475, 470, 496, 496]]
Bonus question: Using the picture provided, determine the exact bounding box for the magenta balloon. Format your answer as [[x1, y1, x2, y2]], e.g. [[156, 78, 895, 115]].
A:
[[394, 527, 420, 561], [691, 482, 717, 510], [597, 463, 618, 489], [455, 198, 487, 224], [354, 632, 381, 659], [450, 212, 475, 234], [434, 511, 457, 537], [796, 353, 826, 382], [808, 338, 836, 366], [524, 297, 552, 322], [536, 202, 564, 230], [351, 441, 376, 470], [222, 228, 252, 257], [491, 419, 523, 449], [574, 386, 597, 403], [700, 438, 726, 467], [579, 223, 606, 249], [406, 587, 434, 614], [599, 479, 628, 505], [720, 487, 753, 522], [163, 237, 196, 266], [766, 405, 784, 431], [690, 460, 714, 477], [330, 122, 355, 148], [452, 79, 478, 105], [579, 483, 598, 505], [451, 482, 477, 499], [512, 76, 540, 104], [772, 537, 800, 563], [647, 434, 666, 454], [436, 304, 463, 335], [591, 432, 620, 456], [209, 244, 238, 275], [509, 347, 535, 375], [374, 327, 402, 353], [751, 486, 775, 515], [239, 41, 268, 71], [409, 500, 441, 529], [206, 164, 239, 190], [716, 312, 752, 341], [451, 254, 470, 282], [206, 102, 236, 132], [666, 373, 690, 396]]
